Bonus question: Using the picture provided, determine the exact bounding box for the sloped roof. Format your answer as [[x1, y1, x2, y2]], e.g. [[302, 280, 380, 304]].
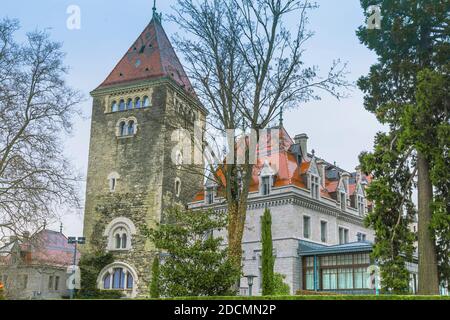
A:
[[0, 230, 79, 268], [298, 241, 373, 256], [97, 18, 194, 95]]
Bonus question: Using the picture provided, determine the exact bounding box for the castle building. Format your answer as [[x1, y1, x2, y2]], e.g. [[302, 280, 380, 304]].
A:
[[190, 128, 419, 295], [82, 9, 206, 297]]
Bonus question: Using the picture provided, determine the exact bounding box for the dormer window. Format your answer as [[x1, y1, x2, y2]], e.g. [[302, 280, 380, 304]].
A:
[[340, 191, 346, 211], [357, 195, 365, 216], [206, 187, 214, 204], [261, 176, 270, 196], [311, 174, 320, 199], [259, 160, 275, 196]]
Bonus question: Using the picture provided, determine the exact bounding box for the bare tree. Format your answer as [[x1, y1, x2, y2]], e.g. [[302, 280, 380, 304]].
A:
[[0, 18, 82, 247], [172, 0, 350, 270]]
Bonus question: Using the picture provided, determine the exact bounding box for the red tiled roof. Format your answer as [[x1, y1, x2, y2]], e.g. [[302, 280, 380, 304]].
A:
[[0, 230, 79, 268], [97, 18, 195, 95], [193, 127, 366, 203]]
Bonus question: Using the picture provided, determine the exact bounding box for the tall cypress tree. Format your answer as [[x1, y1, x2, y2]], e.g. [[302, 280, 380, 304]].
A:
[[150, 257, 160, 299], [357, 0, 449, 294], [261, 208, 275, 295]]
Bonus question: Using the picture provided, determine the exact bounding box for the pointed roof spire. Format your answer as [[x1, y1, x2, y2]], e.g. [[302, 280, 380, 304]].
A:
[[96, 11, 194, 95], [152, 0, 162, 24]]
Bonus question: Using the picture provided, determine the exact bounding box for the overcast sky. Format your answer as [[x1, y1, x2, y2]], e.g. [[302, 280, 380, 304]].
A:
[[2, 0, 384, 237]]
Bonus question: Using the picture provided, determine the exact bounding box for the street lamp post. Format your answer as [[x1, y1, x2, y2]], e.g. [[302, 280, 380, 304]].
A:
[[67, 236, 85, 299], [245, 274, 257, 297]]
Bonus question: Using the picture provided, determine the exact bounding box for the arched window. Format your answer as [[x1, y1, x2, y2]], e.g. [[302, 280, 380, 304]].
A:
[[111, 101, 118, 112], [103, 273, 111, 289], [112, 268, 125, 289], [135, 97, 141, 109], [121, 234, 127, 249], [127, 98, 133, 110], [119, 99, 126, 111], [104, 217, 137, 251], [128, 121, 135, 136], [119, 121, 127, 137], [143, 96, 150, 107], [126, 272, 133, 289], [115, 234, 121, 249], [98, 262, 138, 296]]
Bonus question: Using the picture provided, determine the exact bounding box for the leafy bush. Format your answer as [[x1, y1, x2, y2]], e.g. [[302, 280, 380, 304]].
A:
[[273, 273, 290, 296], [76, 251, 124, 299]]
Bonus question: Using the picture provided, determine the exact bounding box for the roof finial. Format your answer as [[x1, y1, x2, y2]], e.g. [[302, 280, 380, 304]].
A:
[[152, 0, 162, 23], [59, 222, 63, 234]]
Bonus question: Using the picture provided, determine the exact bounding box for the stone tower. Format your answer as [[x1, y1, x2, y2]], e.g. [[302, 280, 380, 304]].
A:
[[82, 10, 206, 297]]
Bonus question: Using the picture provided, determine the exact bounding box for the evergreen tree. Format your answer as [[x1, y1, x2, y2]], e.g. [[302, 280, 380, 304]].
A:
[[357, 0, 449, 294], [145, 199, 240, 297], [150, 257, 161, 298], [261, 208, 275, 296]]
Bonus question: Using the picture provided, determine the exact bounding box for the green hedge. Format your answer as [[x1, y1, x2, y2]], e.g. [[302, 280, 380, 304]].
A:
[[157, 295, 450, 300]]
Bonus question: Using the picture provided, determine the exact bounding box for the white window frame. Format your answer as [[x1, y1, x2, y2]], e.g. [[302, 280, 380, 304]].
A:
[[104, 217, 137, 251]]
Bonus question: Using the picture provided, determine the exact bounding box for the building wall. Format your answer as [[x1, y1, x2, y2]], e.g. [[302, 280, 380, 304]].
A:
[[0, 266, 69, 300], [82, 80, 205, 297], [210, 189, 375, 295]]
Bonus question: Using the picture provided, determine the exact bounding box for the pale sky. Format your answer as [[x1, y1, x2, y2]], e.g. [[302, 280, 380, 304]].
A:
[[1, 0, 383, 237]]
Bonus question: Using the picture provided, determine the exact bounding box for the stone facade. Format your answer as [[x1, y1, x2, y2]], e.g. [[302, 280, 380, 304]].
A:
[[82, 16, 206, 297]]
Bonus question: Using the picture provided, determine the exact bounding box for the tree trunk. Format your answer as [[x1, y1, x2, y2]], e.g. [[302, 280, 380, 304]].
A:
[[417, 151, 440, 294], [227, 201, 245, 271]]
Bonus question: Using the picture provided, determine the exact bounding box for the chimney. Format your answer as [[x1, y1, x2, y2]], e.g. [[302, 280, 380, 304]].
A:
[[294, 134, 308, 159]]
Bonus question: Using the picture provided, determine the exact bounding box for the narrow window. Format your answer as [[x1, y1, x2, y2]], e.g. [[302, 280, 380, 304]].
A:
[[311, 175, 320, 199], [340, 192, 346, 210], [143, 96, 150, 107], [339, 227, 349, 244], [112, 268, 124, 289], [111, 101, 118, 112], [261, 176, 271, 195], [321, 221, 327, 243], [135, 97, 141, 109], [206, 187, 214, 204], [55, 276, 60, 291], [115, 234, 121, 249], [126, 273, 134, 289], [119, 99, 125, 111], [303, 216, 311, 239], [128, 121, 135, 136], [175, 179, 181, 197], [48, 276, 54, 291], [127, 98, 133, 110], [119, 122, 127, 137], [103, 273, 111, 289], [121, 234, 127, 249], [357, 195, 365, 215]]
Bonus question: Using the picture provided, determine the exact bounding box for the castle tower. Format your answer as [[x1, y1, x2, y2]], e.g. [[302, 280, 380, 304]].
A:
[[82, 9, 206, 297]]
